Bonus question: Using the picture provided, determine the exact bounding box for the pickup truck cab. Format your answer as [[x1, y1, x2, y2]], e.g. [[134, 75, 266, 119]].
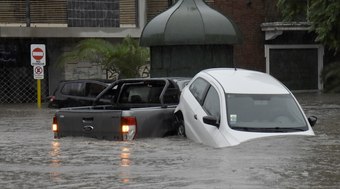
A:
[[52, 78, 190, 141]]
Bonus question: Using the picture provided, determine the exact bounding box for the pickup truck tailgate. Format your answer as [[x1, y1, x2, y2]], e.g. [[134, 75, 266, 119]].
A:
[[55, 110, 123, 140]]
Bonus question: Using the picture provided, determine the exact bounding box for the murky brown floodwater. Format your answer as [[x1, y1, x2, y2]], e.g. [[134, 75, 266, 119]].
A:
[[0, 93, 339, 188]]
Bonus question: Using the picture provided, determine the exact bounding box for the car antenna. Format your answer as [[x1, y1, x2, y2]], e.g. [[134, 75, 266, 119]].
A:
[[233, 58, 237, 71]]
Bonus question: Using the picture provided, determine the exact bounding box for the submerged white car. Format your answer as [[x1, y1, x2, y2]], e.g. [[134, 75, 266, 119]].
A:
[[174, 68, 317, 148]]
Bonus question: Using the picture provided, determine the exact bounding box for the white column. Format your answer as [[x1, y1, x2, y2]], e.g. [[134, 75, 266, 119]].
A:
[[138, 0, 147, 29]]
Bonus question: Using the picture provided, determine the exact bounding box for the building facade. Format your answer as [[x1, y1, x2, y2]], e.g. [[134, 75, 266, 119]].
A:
[[0, 0, 324, 103], [0, 0, 147, 103]]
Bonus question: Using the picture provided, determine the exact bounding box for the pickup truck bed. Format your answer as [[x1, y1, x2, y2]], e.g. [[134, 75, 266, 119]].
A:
[[52, 78, 190, 140]]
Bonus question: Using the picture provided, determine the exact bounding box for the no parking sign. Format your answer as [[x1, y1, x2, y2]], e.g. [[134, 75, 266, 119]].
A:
[[30, 44, 45, 79], [31, 44, 46, 66], [33, 65, 44, 79]]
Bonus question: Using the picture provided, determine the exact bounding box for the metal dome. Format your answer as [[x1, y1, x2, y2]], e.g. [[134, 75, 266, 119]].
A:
[[140, 0, 242, 46]]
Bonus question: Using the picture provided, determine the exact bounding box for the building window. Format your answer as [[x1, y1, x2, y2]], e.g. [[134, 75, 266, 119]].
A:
[[67, 0, 120, 27]]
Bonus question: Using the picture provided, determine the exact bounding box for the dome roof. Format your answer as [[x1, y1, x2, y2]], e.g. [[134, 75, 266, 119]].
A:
[[140, 0, 242, 46]]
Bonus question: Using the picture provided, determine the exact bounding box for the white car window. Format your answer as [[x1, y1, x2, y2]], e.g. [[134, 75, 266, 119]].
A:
[[203, 86, 220, 119], [189, 78, 210, 104]]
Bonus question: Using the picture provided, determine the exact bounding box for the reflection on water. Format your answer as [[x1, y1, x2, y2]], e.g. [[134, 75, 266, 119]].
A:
[[119, 146, 132, 183], [49, 140, 61, 181], [120, 147, 131, 167]]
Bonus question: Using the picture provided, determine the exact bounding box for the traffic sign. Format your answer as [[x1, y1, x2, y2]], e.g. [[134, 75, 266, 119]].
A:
[[33, 65, 44, 79], [31, 44, 46, 66]]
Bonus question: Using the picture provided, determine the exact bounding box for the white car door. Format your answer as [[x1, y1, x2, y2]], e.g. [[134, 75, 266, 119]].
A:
[[182, 78, 210, 143], [197, 83, 224, 147], [184, 77, 223, 146]]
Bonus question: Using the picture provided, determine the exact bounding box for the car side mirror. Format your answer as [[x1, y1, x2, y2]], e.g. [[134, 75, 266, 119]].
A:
[[308, 116, 317, 127], [203, 116, 219, 128]]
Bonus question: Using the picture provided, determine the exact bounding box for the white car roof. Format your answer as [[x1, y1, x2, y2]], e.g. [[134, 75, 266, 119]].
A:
[[201, 68, 290, 94]]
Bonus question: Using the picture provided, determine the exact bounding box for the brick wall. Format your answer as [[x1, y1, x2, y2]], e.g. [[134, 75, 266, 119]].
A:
[[214, 0, 267, 71], [146, 0, 216, 22]]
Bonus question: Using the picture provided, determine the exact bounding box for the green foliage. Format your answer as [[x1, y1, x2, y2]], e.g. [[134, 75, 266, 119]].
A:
[[57, 36, 149, 79], [321, 62, 340, 93], [308, 1, 340, 52], [277, 0, 340, 92], [277, 0, 308, 21], [109, 36, 150, 78], [277, 0, 340, 52]]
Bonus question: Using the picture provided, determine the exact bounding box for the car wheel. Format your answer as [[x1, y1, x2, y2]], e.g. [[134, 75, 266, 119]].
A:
[[175, 115, 186, 137]]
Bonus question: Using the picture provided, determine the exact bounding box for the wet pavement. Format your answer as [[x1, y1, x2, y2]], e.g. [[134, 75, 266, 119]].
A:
[[0, 93, 339, 188]]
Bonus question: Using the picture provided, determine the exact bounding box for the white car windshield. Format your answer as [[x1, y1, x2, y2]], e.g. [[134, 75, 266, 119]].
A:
[[226, 94, 308, 132]]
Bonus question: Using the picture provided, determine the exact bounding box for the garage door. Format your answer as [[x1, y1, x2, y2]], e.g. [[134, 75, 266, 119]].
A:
[[265, 45, 324, 91]]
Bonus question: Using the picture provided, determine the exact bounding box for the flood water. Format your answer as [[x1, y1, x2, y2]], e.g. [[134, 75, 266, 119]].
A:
[[0, 93, 339, 188]]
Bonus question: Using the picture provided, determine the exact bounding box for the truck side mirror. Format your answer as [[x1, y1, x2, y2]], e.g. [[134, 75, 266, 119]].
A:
[[308, 116, 317, 127], [203, 116, 220, 128]]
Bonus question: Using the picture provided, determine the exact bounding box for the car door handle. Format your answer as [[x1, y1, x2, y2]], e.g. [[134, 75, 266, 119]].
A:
[[194, 114, 197, 120]]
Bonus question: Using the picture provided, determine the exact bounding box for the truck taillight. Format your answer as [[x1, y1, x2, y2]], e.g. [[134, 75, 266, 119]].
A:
[[52, 116, 58, 132], [121, 117, 137, 141]]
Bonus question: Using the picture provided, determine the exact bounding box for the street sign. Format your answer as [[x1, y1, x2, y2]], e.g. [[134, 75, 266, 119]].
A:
[[30, 45, 45, 108], [31, 44, 46, 66], [33, 65, 44, 79]]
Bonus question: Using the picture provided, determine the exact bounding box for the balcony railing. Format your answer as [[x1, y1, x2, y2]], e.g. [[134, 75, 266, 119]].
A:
[[0, 0, 67, 26], [0, 1, 26, 26], [0, 0, 139, 28]]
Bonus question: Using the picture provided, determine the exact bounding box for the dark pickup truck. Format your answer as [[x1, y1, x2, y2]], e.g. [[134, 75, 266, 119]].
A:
[[52, 78, 190, 140]]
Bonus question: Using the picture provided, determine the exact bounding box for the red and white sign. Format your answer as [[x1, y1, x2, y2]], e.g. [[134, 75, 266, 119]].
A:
[[33, 65, 44, 79], [31, 44, 46, 66], [32, 48, 44, 60]]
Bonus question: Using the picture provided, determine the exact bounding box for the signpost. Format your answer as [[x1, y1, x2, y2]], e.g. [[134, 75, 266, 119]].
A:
[[31, 44, 46, 108], [31, 44, 46, 66]]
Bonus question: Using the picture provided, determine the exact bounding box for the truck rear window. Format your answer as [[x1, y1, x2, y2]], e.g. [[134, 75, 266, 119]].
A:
[[119, 83, 164, 104]]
